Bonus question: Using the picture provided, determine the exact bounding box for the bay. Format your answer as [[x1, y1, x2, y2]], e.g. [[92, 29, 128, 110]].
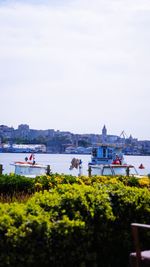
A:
[[0, 153, 150, 176]]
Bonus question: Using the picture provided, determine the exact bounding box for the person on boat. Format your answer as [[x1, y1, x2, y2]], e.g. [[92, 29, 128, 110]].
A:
[[112, 155, 121, 165], [25, 156, 28, 162]]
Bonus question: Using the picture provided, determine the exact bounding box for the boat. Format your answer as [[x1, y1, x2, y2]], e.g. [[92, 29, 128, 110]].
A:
[[88, 143, 138, 176], [11, 154, 50, 178]]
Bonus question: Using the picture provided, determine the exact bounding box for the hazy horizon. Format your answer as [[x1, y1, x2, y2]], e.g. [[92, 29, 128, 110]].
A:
[[0, 0, 150, 139]]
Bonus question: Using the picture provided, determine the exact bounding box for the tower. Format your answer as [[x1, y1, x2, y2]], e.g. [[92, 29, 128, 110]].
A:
[[102, 125, 107, 143]]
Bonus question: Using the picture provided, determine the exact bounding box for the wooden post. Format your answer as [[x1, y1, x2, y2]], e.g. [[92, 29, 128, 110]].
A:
[[0, 164, 3, 175], [46, 165, 51, 175], [131, 224, 142, 267], [88, 166, 92, 177], [78, 165, 82, 177]]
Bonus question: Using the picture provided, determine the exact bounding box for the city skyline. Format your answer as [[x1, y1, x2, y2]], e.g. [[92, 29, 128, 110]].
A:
[[1, 123, 150, 155], [0, 123, 147, 141], [0, 0, 150, 139]]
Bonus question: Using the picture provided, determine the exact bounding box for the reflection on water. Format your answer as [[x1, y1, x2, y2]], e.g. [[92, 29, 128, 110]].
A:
[[0, 153, 149, 176]]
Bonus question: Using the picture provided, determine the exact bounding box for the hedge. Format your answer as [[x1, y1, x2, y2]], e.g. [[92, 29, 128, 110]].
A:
[[0, 173, 150, 198], [0, 180, 150, 266], [0, 174, 35, 195]]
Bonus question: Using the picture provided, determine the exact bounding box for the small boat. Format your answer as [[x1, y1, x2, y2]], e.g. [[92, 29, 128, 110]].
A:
[[88, 144, 138, 176], [11, 154, 50, 178]]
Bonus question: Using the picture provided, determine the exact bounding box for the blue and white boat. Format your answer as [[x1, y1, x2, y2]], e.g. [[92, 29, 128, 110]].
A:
[[88, 144, 138, 176]]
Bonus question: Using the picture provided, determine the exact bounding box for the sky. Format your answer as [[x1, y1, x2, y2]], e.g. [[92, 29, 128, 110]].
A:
[[0, 0, 150, 140]]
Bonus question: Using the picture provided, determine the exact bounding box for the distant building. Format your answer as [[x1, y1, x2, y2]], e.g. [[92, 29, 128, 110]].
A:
[[100, 125, 119, 144], [47, 129, 55, 137], [15, 124, 30, 139], [102, 125, 107, 142], [4, 144, 46, 153], [0, 125, 14, 139], [65, 146, 77, 154]]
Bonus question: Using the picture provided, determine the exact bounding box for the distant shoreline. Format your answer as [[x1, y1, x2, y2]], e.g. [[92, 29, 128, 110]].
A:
[[0, 151, 150, 156]]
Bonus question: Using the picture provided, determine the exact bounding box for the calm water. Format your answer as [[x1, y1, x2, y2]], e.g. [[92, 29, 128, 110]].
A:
[[0, 153, 150, 176]]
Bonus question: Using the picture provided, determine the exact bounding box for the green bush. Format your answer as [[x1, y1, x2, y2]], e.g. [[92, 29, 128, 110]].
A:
[[0, 174, 150, 266], [0, 182, 149, 266], [0, 184, 114, 267], [0, 174, 35, 196], [0, 174, 149, 199]]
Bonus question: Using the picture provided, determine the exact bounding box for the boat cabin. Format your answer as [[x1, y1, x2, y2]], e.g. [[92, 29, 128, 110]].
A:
[[90, 144, 123, 165], [14, 162, 47, 178]]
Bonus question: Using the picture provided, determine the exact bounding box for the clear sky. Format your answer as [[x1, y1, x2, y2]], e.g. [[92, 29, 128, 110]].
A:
[[0, 0, 150, 140]]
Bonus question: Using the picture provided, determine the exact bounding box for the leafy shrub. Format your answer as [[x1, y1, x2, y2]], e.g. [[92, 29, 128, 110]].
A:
[[0, 174, 150, 266], [0, 174, 150, 200], [0, 174, 35, 200], [0, 182, 149, 266]]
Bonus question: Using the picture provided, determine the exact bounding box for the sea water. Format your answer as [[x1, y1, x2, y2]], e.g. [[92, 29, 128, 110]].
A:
[[0, 153, 149, 176]]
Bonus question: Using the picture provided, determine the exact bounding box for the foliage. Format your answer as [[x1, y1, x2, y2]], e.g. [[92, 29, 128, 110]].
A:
[[0, 173, 150, 201], [35, 174, 150, 190], [0, 174, 150, 266], [0, 174, 35, 197]]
